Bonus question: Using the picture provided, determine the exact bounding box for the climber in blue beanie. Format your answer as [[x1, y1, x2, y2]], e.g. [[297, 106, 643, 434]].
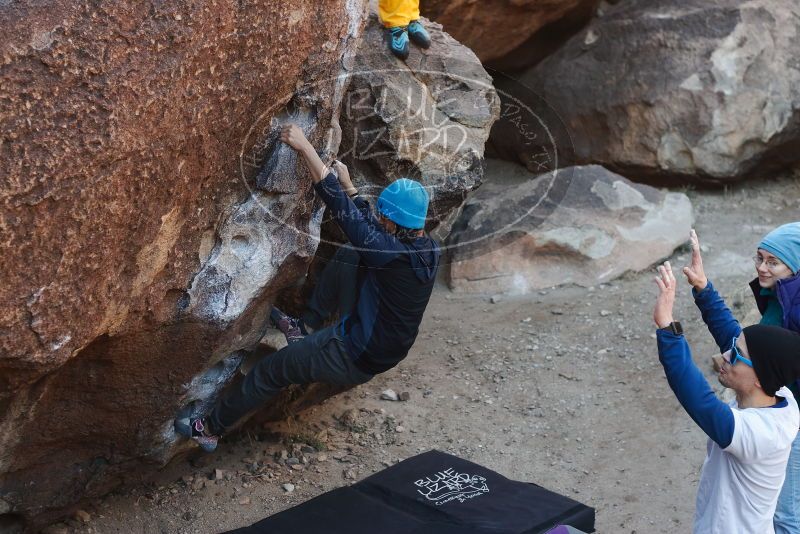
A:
[[683, 223, 800, 533], [176, 124, 440, 452]]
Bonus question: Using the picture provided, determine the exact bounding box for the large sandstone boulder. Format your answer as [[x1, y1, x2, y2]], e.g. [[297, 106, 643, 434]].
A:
[[0, 3, 497, 528], [338, 14, 500, 228], [497, 0, 800, 183], [0, 0, 370, 527], [447, 165, 694, 293], [422, 0, 600, 65]]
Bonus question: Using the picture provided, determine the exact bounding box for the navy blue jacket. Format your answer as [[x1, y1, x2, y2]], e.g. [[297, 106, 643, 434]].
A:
[[314, 173, 440, 375]]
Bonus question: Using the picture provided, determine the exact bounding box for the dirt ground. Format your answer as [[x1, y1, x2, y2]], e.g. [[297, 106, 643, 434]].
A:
[[43, 170, 800, 534]]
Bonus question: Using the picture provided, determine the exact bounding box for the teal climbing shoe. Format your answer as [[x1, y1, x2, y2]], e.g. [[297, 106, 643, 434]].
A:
[[407, 20, 430, 49], [388, 26, 409, 60]]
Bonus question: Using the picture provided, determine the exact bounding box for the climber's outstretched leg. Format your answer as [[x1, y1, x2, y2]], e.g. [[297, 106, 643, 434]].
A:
[[199, 326, 372, 445]]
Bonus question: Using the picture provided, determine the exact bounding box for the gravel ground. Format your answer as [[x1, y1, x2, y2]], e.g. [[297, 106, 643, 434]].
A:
[[41, 171, 800, 534]]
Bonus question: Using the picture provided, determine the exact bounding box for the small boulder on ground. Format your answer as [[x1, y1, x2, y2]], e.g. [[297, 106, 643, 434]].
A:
[[380, 389, 399, 402], [447, 165, 693, 294], [339, 408, 360, 426]]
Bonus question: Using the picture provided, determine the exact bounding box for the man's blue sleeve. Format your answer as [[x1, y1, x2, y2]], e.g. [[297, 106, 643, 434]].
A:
[[657, 329, 735, 448], [313, 173, 402, 267], [692, 281, 743, 352]]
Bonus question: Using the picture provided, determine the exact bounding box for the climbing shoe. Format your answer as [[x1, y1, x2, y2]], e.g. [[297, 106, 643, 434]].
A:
[[388, 26, 410, 60], [175, 417, 219, 453], [269, 306, 306, 344], [407, 20, 431, 49]]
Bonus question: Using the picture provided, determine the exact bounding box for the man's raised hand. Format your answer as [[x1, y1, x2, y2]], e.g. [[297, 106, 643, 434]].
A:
[[654, 261, 677, 329], [682, 229, 708, 291]]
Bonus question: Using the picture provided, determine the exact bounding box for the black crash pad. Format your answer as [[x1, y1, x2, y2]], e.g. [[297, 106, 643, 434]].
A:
[[227, 450, 595, 534]]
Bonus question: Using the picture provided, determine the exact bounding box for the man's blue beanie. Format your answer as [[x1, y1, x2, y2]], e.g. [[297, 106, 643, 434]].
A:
[[377, 178, 429, 230], [759, 222, 800, 274]]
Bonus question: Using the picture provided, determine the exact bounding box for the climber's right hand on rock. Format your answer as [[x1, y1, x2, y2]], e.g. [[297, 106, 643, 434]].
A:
[[331, 160, 354, 190], [280, 123, 311, 152]]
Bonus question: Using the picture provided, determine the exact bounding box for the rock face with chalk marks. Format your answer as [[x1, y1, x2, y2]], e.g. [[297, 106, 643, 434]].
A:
[[0, 0, 369, 528], [0, 2, 497, 528], [338, 14, 500, 231]]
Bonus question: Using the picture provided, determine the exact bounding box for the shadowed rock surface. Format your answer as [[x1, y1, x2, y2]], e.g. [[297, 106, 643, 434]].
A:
[[496, 0, 800, 183], [0, 3, 498, 528], [422, 0, 600, 65], [447, 165, 694, 293]]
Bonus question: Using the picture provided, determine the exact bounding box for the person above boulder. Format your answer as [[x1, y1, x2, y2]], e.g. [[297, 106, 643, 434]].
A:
[[378, 0, 431, 60]]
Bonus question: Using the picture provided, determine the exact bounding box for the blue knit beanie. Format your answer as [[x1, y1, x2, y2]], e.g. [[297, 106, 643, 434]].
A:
[[759, 222, 800, 274]]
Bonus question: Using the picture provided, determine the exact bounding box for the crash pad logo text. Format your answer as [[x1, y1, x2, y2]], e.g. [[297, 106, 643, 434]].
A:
[[414, 467, 489, 505]]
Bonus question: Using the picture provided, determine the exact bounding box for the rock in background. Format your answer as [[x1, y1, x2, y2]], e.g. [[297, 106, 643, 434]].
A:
[[0, 0, 369, 528], [447, 165, 694, 293], [494, 0, 800, 182], [422, 0, 600, 66]]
